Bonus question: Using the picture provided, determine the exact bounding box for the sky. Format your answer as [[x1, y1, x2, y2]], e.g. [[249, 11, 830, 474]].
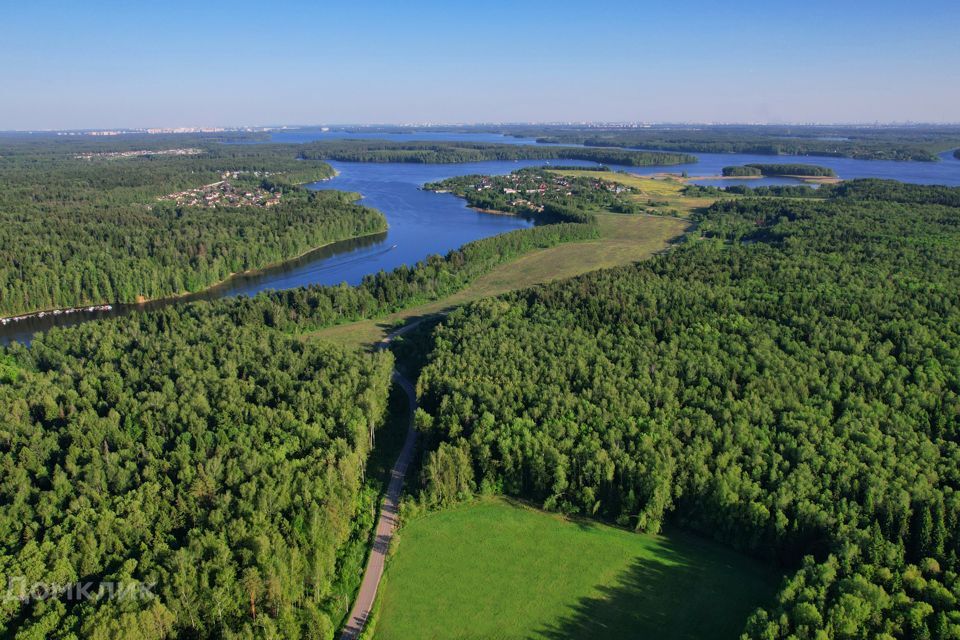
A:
[[2, 0, 959, 129]]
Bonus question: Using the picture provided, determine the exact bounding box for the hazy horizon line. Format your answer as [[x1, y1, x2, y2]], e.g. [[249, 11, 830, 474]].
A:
[[5, 120, 960, 134]]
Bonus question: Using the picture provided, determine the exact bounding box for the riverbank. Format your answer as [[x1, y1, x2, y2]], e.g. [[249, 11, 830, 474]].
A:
[[0, 227, 388, 325], [471, 206, 518, 216]]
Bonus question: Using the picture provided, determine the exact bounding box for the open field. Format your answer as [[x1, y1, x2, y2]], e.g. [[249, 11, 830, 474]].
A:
[[547, 169, 718, 215], [374, 498, 780, 640], [309, 213, 690, 348]]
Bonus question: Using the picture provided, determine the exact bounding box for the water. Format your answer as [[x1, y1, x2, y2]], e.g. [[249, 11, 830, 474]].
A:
[[267, 130, 542, 145], [2, 132, 959, 344]]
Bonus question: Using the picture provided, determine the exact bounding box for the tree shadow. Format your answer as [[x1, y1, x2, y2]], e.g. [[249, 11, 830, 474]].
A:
[[533, 539, 772, 640]]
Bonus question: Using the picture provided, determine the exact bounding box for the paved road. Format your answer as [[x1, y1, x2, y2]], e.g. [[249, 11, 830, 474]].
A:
[[339, 326, 420, 640]]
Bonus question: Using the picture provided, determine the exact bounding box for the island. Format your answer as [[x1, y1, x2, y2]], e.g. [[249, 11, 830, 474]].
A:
[[721, 163, 837, 178], [425, 167, 641, 217], [298, 140, 697, 167]]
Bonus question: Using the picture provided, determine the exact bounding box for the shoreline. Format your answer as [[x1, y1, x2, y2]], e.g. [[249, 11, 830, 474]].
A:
[[0, 227, 388, 325], [471, 206, 520, 216], [674, 173, 842, 185]]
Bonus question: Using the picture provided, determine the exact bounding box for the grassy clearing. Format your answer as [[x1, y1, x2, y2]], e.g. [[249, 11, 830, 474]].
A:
[[547, 169, 717, 216], [375, 498, 780, 640], [309, 213, 689, 348]]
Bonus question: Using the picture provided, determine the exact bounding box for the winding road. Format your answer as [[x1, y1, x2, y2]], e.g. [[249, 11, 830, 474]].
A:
[[339, 323, 423, 640]]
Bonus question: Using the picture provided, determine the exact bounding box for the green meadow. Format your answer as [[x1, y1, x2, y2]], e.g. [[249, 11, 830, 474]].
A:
[[375, 498, 780, 640]]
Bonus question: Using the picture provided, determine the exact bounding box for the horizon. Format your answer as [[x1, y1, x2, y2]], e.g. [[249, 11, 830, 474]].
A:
[[3, 0, 959, 129], [6, 120, 960, 134]]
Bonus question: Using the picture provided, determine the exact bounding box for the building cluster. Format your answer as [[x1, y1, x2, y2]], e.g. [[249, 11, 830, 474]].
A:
[[158, 178, 281, 209], [75, 148, 203, 160], [470, 172, 630, 197]]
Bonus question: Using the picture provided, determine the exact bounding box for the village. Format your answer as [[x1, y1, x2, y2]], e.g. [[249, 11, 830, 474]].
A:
[[429, 167, 637, 215], [158, 171, 282, 208], [74, 147, 203, 160]]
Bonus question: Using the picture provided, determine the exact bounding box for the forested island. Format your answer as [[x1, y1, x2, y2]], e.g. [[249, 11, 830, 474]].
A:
[[721, 163, 837, 177], [298, 141, 696, 166], [0, 143, 386, 317], [413, 179, 960, 638]]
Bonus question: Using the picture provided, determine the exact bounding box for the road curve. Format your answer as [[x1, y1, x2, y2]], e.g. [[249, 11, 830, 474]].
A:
[[339, 326, 421, 640]]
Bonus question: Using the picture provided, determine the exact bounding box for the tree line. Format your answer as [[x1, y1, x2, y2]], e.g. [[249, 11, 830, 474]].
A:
[[722, 164, 837, 177], [501, 124, 960, 161], [298, 141, 696, 167], [414, 179, 960, 638], [686, 178, 960, 208]]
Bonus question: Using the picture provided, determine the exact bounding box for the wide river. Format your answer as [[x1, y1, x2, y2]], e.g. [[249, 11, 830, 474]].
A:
[[2, 132, 959, 344]]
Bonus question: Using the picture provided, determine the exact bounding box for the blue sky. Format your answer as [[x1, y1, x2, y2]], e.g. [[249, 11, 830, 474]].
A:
[[2, 0, 958, 129]]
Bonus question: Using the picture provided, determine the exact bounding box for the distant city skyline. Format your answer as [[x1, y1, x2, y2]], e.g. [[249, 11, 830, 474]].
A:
[[10, 121, 960, 134], [3, 0, 959, 130]]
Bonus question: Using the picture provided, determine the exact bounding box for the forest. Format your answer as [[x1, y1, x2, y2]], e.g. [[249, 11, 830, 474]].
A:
[[685, 178, 960, 207], [721, 165, 764, 177], [0, 303, 394, 638], [0, 144, 385, 317], [721, 164, 836, 178], [415, 180, 960, 638], [297, 141, 696, 166], [494, 124, 960, 161]]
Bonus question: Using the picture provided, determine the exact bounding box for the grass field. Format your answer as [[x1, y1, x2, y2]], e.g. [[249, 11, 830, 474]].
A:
[[374, 498, 780, 640], [547, 170, 718, 216], [310, 213, 690, 348]]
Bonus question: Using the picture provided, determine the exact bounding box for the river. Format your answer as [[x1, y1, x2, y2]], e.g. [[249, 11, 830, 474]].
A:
[[2, 132, 959, 344]]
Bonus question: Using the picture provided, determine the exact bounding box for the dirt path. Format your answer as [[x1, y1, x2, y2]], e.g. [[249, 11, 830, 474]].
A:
[[339, 326, 421, 639]]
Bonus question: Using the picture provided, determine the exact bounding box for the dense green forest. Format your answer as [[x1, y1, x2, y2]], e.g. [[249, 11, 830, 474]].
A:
[[0, 305, 394, 638], [686, 178, 960, 207], [415, 180, 960, 638], [0, 145, 386, 317], [721, 164, 837, 178], [750, 164, 836, 177], [424, 168, 641, 216], [495, 124, 960, 161], [298, 141, 696, 166]]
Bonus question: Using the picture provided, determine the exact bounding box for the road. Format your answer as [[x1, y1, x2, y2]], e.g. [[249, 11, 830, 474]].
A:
[[339, 324, 422, 640]]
